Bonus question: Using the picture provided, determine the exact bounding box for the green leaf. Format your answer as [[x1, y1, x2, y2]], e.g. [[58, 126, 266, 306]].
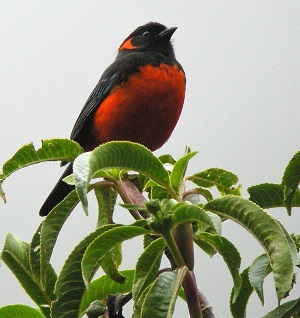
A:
[[73, 141, 170, 214], [0, 305, 45, 318], [184, 187, 214, 203], [158, 154, 176, 165], [248, 254, 271, 305], [205, 196, 294, 301], [188, 168, 239, 195], [282, 150, 300, 215], [277, 220, 299, 267], [79, 269, 135, 316], [30, 223, 43, 282], [82, 225, 149, 286], [119, 203, 147, 211], [140, 267, 188, 318], [132, 238, 166, 301], [1, 233, 51, 308], [172, 204, 222, 235], [51, 224, 120, 318], [248, 183, 300, 209], [150, 185, 170, 201], [30, 224, 57, 312], [193, 235, 217, 257], [197, 233, 241, 302], [230, 267, 253, 318], [100, 243, 126, 284], [1, 139, 83, 179], [170, 151, 197, 193], [261, 298, 300, 318], [40, 189, 79, 288], [94, 185, 117, 228]]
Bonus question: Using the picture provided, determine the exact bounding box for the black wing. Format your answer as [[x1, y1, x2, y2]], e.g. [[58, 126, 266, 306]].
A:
[[70, 72, 118, 145]]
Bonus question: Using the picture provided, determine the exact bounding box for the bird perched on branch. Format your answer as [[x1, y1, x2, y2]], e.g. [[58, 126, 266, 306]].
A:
[[40, 22, 186, 216]]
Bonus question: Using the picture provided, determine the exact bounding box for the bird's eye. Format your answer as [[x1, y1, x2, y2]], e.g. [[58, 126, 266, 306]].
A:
[[143, 31, 151, 37]]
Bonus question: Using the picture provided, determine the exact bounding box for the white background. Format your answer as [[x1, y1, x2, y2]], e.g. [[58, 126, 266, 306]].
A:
[[1, 1, 300, 317]]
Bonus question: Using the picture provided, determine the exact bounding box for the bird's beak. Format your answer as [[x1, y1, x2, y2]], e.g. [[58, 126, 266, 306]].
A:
[[158, 27, 177, 41]]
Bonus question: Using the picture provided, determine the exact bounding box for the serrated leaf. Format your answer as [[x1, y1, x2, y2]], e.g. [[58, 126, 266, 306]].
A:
[[79, 269, 135, 316], [158, 154, 176, 165], [230, 267, 253, 318], [1, 233, 53, 310], [101, 244, 126, 284], [140, 267, 187, 318], [30, 223, 43, 282], [119, 203, 147, 211], [248, 183, 300, 209], [94, 185, 117, 228], [282, 150, 300, 215], [132, 238, 166, 301], [133, 284, 152, 318], [197, 233, 241, 301], [82, 225, 149, 286], [151, 185, 170, 201], [40, 189, 79, 288], [184, 187, 214, 203], [51, 224, 120, 318], [73, 141, 170, 214], [188, 168, 239, 194], [172, 204, 221, 235], [193, 235, 217, 257], [0, 305, 45, 318], [29, 224, 57, 310], [277, 220, 299, 267], [170, 151, 197, 193], [261, 298, 300, 318], [249, 254, 271, 305], [205, 196, 294, 301], [1, 139, 83, 179]]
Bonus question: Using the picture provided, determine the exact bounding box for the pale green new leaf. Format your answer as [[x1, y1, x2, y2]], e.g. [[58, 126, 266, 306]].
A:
[[170, 151, 197, 193], [0, 305, 45, 318]]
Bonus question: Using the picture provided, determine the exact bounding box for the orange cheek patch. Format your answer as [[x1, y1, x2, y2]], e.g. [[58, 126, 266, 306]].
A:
[[119, 38, 138, 51]]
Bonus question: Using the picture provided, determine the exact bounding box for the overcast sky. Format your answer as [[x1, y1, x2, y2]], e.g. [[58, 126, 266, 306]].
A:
[[1, 2, 300, 317]]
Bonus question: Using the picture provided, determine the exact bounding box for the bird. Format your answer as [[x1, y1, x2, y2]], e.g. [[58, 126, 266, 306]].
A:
[[39, 22, 186, 216]]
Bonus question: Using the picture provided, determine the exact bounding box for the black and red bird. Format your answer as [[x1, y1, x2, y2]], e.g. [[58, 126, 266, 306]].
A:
[[39, 22, 186, 216]]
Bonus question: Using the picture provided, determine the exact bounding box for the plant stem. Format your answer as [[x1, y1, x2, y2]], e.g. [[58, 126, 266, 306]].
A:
[[114, 180, 143, 220], [173, 222, 194, 271], [162, 229, 203, 318], [162, 228, 186, 267], [182, 271, 203, 318]]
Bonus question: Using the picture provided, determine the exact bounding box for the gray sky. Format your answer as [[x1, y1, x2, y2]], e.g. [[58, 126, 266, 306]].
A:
[[1, 1, 300, 317]]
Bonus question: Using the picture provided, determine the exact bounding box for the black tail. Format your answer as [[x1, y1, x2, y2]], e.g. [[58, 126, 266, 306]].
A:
[[39, 164, 75, 216]]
